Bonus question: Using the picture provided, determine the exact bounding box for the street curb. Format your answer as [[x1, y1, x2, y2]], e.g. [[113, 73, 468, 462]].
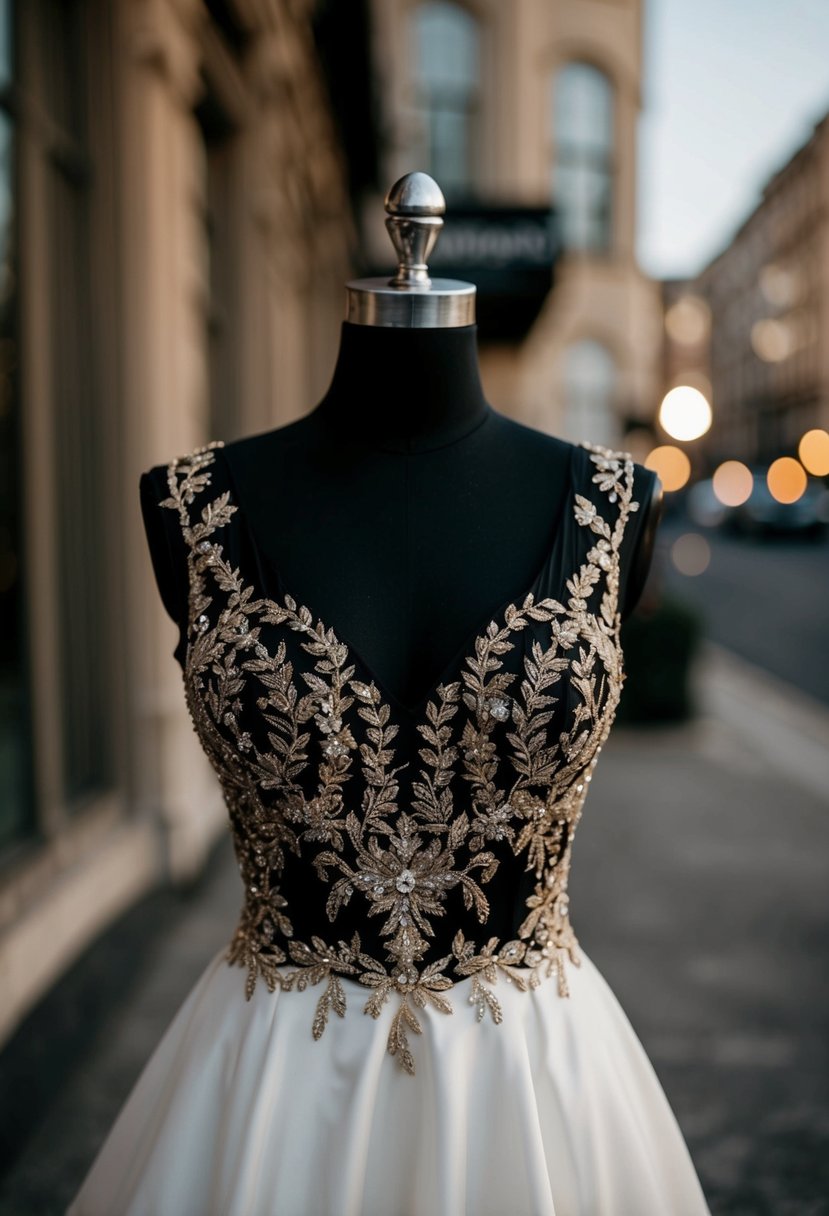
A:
[[695, 639, 829, 805]]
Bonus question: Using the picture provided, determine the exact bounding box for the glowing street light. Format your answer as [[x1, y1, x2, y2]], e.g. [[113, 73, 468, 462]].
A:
[[658, 385, 712, 442], [645, 445, 691, 492], [799, 429, 829, 477], [767, 457, 807, 504], [711, 460, 753, 507]]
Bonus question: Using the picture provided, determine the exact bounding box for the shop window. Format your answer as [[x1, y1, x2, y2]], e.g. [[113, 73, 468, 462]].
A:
[[552, 61, 614, 254], [0, 0, 34, 847], [409, 2, 481, 198], [43, 0, 113, 806], [195, 41, 244, 442]]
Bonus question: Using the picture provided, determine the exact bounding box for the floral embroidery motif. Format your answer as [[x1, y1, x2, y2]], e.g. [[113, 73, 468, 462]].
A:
[[160, 437, 640, 1074]]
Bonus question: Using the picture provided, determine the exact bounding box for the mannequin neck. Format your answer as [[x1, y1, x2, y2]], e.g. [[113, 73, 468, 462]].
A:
[[312, 321, 491, 453]]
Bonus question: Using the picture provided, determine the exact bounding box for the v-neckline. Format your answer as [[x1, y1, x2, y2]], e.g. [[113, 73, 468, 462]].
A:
[[215, 441, 579, 721]]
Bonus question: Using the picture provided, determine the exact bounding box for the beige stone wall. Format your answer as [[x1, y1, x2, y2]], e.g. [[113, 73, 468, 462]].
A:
[[0, 0, 353, 1047]]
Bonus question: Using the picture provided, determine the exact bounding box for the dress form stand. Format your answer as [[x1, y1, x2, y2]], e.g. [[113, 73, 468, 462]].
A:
[[140, 173, 662, 714]]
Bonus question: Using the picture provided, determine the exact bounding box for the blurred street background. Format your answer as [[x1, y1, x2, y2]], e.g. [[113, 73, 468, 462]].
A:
[[1, 0, 828, 1212]]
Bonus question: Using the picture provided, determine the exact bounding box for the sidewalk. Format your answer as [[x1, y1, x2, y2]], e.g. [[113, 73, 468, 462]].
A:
[[574, 641, 829, 1215], [1, 643, 828, 1216]]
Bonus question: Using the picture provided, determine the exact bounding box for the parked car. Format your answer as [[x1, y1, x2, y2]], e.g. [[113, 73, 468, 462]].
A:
[[729, 471, 829, 539]]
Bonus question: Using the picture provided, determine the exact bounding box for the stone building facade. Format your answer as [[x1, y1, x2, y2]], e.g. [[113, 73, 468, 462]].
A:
[[0, 0, 660, 1044], [0, 0, 352, 1045], [679, 112, 829, 469], [364, 0, 662, 444]]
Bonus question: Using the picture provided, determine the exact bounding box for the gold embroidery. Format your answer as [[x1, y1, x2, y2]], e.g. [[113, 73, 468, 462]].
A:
[[159, 438, 640, 1074]]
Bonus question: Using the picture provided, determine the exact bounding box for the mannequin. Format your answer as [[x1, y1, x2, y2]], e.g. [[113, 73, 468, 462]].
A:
[[140, 177, 662, 716], [74, 179, 717, 1216]]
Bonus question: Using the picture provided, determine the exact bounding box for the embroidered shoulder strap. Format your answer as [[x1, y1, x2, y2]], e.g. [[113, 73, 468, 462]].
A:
[[158, 439, 234, 655], [576, 440, 641, 632]]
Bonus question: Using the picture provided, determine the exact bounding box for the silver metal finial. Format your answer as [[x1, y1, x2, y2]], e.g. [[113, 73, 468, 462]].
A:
[[384, 171, 445, 288], [345, 172, 476, 328]]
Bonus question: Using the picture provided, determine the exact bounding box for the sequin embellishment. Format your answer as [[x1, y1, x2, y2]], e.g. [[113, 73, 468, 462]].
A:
[[160, 438, 640, 1074]]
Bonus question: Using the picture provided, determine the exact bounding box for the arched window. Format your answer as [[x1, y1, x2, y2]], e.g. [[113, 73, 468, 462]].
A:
[[552, 62, 614, 254], [410, 2, 480, 197], [562, 340, 618, 446]]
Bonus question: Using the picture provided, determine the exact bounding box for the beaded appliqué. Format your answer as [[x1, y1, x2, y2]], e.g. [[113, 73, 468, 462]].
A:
[[160, 437, 639, 1074]]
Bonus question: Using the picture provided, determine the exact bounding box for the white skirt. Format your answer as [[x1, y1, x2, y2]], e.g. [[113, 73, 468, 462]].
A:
[[66, 942, 711, 1216]]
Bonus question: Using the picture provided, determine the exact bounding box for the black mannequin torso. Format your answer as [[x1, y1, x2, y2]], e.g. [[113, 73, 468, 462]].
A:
[[140, 322, 662, 713]]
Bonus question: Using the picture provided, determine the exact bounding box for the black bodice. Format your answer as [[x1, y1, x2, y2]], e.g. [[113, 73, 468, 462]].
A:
[[157, 437, 643, 1074]]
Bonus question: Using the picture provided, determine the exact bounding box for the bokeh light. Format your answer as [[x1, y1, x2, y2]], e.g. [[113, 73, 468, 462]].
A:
[[767, 457, 807, 503], [664, 294, 711, 345], [758, 262, 799, 308], [751, 318, 792, 362], [711, 460, 753, 507], [798, 429, 829, 476], [645, 445, 691, 492], [658, 386, 712, 441], [671, 533, 711, 577]]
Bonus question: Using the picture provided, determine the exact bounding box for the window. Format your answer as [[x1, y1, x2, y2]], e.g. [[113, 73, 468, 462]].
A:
[[195, 88, 242, 444], [43, 0, 114, 808], [410, 2, 480, 198], [0, 0, 34, 848], [552, 62, 614, 254], [562, 339, 618, 446]]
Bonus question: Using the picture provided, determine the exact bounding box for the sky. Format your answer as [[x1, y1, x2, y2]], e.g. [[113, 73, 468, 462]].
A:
[[638, 0, 829, 280]]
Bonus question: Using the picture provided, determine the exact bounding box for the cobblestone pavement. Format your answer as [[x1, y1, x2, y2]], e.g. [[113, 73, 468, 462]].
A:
[[1, 642, 827, 1215]]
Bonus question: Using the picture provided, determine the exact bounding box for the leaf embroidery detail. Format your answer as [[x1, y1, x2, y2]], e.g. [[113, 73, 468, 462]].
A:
[[160, 438, 640, 1074]]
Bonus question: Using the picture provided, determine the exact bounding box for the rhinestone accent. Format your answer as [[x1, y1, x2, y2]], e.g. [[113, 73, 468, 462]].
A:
[[485, 695, 511, 721], [395, 868, 416, 893], [322, 738, 348, 757]]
